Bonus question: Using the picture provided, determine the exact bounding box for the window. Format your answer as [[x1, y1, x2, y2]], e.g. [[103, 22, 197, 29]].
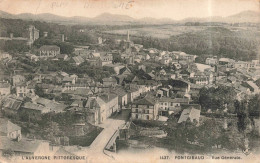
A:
[[136, 105, 138, 108], [146, 115, 149, 120], [161, 103, 163, 105], [165, 103, 167, 106], [147, 105, 149, 108], [135, 109, 138, 113], [135, 114, 138, 119], [146, 110, 149, 114]]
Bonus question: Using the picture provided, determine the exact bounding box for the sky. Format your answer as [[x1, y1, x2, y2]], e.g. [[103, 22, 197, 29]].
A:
[[0, 0, 259, 20]]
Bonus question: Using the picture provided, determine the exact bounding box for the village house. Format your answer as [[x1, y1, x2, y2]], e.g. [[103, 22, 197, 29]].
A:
[[0, 119, 50, 156], [12, 75, 25, 86], [38, 45, 60, 58], [161, 57, 172, 65], [127, 87, 140, 103], [62, 76, 76, 85], [159, 69, 167, 76], [131, 96, 159, 121], [178, 105, 201, 124], [234, 61, 250, 69], [74, 47, 90, 56], [173, 52, 197, 62], [120, 53, 129, 60], [219, 58, 235, 68], [157, 88, 170, 97], [32, 97, 67, 113], [0, 118, 21, 140], [110, 87, 128, 109], [245, 81, 259, 94], [0, 81, 11, 96], [103, 64, 125, 75], [99, 93, 119, 116], [119, 67, 132, 76], [100, 53, 113, 66], [85, 93, 118, 124], [56, 54, 68, 61], [26, 53, 39, 62], [22, 102, 52, 114], [72, 56, 84, 66], [87, 57, 102, 67], [158, 97, 189, 116], [16, 82, 30, 97], [85, 97, 103, 125], [0, 52, 12, 61], [62, 83, 89, 92], [1, 96, 23, 115], [190, 77, 209, 85], [205, 57, 218, 65], [102, 77, 117, 86]]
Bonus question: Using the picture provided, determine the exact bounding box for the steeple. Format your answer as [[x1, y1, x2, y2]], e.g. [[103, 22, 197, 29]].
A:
[[127, 30, 130, 42]]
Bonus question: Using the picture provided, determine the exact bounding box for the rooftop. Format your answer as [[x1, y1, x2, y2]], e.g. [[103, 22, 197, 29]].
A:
[[133, 97, 156, 105], [0, 118, 21, 134], [0, 136, 48, 153], [39, 45, 60, 51]]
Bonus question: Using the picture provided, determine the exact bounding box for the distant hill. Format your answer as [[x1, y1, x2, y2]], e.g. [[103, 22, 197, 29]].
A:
[[225, 10, 260, 23], [0, 10, 16, 19], [0, 10, 259, 25], [93, 12, 134, 22]]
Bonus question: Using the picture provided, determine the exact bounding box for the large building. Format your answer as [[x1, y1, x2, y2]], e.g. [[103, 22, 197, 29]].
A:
[[131, 97, 159, 121], [85, 94, 119, 125], [38, 45, 60, 58]]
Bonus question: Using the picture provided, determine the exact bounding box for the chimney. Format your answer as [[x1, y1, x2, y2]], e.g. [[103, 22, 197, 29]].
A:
[[10, 33, 13, 39]]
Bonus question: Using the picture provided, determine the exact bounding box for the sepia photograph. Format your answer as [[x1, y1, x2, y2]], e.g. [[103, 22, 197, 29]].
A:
[[0, 0, 259, 162]]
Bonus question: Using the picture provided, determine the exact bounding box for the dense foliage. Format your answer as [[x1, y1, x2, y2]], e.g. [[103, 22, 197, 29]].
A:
[[163, 114, 243, 152], [198, 86, 237, 113]]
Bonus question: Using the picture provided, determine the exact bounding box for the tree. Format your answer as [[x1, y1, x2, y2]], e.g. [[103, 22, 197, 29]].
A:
[[234, 99, 252, 133], [198, 86, 236, 112], [248, 94, 260, 117], [34, 85, 44, 97]]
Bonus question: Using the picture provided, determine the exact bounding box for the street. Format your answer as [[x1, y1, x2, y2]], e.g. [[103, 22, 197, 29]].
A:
[[72, 118, 125, 163]]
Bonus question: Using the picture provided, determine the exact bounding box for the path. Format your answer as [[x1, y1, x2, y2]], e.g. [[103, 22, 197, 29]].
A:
[[72, 118, 125, 163]]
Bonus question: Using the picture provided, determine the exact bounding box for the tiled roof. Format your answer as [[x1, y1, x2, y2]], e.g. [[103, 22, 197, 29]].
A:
[[0, 118, 21, 134], [181, 104, 201, 110], [99, 93, 118, 103], [0, 82, 10, 88], [72, 56, 84, 64], [34, 97, 66, 112], [39, 45, 60, 51], [133, 97, 156, 105], [0, 136, 47, 153], [159, 97, 189, 103], [102, 77, 117, 82], [2, 97, 22, 111], [63, 76, 74, 82], [56, 54, 67, 58], [23, 102, 49, 112], [111, 87, 127, 96], [178, 108, 200, 123]]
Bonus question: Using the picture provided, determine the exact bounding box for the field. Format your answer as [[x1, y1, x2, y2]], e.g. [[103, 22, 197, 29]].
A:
[[103, 24, 260, 39], [103, 25, 207, 39]]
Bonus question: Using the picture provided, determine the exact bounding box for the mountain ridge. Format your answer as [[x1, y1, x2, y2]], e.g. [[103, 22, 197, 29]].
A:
[[0, 10, 259, 25]]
